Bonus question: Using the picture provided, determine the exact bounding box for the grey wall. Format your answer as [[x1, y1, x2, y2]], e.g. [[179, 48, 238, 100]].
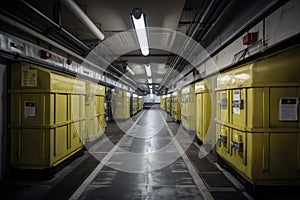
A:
[[0, 63, 7, 180]]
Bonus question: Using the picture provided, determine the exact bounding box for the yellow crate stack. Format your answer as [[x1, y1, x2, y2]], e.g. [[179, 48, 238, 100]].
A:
[[171, 91, 181, 123], [132, 94, 138, 115], [113, 88, 130, 120], [181, 84, 196, 132], [9, 62, 85, 169], [166, 94, 171, 114], [138, 96, 143, 111], [160, 96, 164, 110], [215, 46, 300, 185], [195, 76, 216, 145], [84, 81, 105, 144], [160, 95, 167, 111]]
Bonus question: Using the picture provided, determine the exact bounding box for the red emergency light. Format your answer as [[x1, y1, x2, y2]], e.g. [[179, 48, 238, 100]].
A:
[[243, 32, 258, 45], [40, 49, 52, 59]]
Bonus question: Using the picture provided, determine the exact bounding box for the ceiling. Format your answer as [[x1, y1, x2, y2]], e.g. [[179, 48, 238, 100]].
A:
[[59, 0, 195, 94], [0, 0, 277, 95]]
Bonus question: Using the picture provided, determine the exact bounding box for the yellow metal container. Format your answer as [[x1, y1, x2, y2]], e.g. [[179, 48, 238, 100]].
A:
[[113, 89, 130, 120], [161, 95, 167, 111], [181, 84, 196, 132], [84, 81, 105, 144], [9, 62, 85, 169], [160, 96, 164, 110], [132, 94, 138, 115], [195, 76, 216, 144], [164, 95, 167, 111], [138, 96, 143, 111], [171, 91, 181, 122], [125, 92, 131, 117], [216, 46, 300, 185], [216, 123, 230, 155], [218, 126, 300, 185], [166, 94, 171, 114]]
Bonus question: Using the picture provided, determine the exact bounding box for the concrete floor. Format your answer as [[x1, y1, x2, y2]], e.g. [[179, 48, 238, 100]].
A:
[[76, 109, 207, 200], [3, 108, 298, 199]]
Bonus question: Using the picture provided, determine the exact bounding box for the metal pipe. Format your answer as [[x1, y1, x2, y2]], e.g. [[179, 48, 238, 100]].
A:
[[18, 0, 91, 51], [62, 0, 105, 40], [159, 0, 215, 90], [170, 0, 285, 86], [3, 1, 138, 89], [200, 0, 234, 40], [0, 14, 137, 90], [167, 0, 234, 86]]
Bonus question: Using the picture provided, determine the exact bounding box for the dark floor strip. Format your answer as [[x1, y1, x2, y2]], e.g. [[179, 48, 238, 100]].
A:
[[185, 135, 249, 200], [42, 155, 99, 200]]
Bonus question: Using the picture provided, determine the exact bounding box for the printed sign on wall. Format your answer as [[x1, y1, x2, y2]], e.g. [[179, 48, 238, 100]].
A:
[[233, 90, 241, 114], [279, 97, 299, 121], [21, 66, 37, 87], [24, 101, 36, 117]]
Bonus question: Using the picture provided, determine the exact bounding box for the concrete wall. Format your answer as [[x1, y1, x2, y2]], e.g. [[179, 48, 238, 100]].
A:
[[266, 0, 300, 47], [0, 63, 7, 180], [196, 0, 300, 77]]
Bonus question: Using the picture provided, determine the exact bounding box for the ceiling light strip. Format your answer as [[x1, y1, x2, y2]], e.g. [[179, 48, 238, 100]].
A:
[[127, 66, 135, 75], [131, 8, 149, 56], [144, 63, 152, 77]]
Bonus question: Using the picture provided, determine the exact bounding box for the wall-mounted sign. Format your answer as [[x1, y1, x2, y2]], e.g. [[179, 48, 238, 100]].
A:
[[24, 101, 36, 117], [233, 90, 241, 114], [21, 68, 37, 87], [279, 97, 299, 121]]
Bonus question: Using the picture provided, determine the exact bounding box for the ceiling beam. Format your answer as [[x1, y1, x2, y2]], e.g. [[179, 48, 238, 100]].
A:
[[121, 53, 176, 57]]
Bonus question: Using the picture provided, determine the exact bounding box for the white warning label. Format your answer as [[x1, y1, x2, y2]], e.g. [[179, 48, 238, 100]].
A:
[[24, 101, 36, 117], [279, 97, 299, 121]]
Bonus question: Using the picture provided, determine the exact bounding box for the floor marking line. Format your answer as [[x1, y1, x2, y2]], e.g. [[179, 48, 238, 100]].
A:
[[242, 191, 254, 200], [194, 138, 252, 199], [208, 187, 236, 192], [171, 170, 189, 173], [158, 110, 214, 200], [68, 110, 147, 200]]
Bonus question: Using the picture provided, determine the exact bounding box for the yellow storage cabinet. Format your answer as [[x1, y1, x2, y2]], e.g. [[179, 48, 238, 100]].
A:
[[9, 62, 85, 169], [171, 91, 181, 123], [164, 95, 167, 111], [113, 89, 130, 120], [125, 92, 131, 117], [160, 96, 164, 110], [138, 96, 143, 111], [216, 46, 300, 185], [195, 76, 216, 144], [161, 95, 167, 111], [84, 81, 105, 144], [181, 84, 196, 132], [166, 94, 171, 114], [132, 94, 138, 115]]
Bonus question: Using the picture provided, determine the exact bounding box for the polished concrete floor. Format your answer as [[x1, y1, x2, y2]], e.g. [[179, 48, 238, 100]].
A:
[[75, 109, 208, 200], [3, 108, 298, 199]]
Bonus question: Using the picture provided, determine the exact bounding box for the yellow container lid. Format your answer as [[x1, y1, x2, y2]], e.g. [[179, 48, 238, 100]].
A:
[[195, 76, 215, 94], [10, 62, 86, 94], [216, 46, 300, 90]]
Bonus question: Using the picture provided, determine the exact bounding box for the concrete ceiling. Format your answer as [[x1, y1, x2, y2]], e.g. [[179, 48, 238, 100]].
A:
[[1, 0, 251, 94], [60, 0, 187, 93]]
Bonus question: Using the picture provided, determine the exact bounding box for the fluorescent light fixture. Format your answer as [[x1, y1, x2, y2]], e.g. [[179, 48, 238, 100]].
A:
[[148, 78, 152, 84], [131, 8, 149, 56], [127, 66, 135, 75], [144, 63, 151, 77]]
